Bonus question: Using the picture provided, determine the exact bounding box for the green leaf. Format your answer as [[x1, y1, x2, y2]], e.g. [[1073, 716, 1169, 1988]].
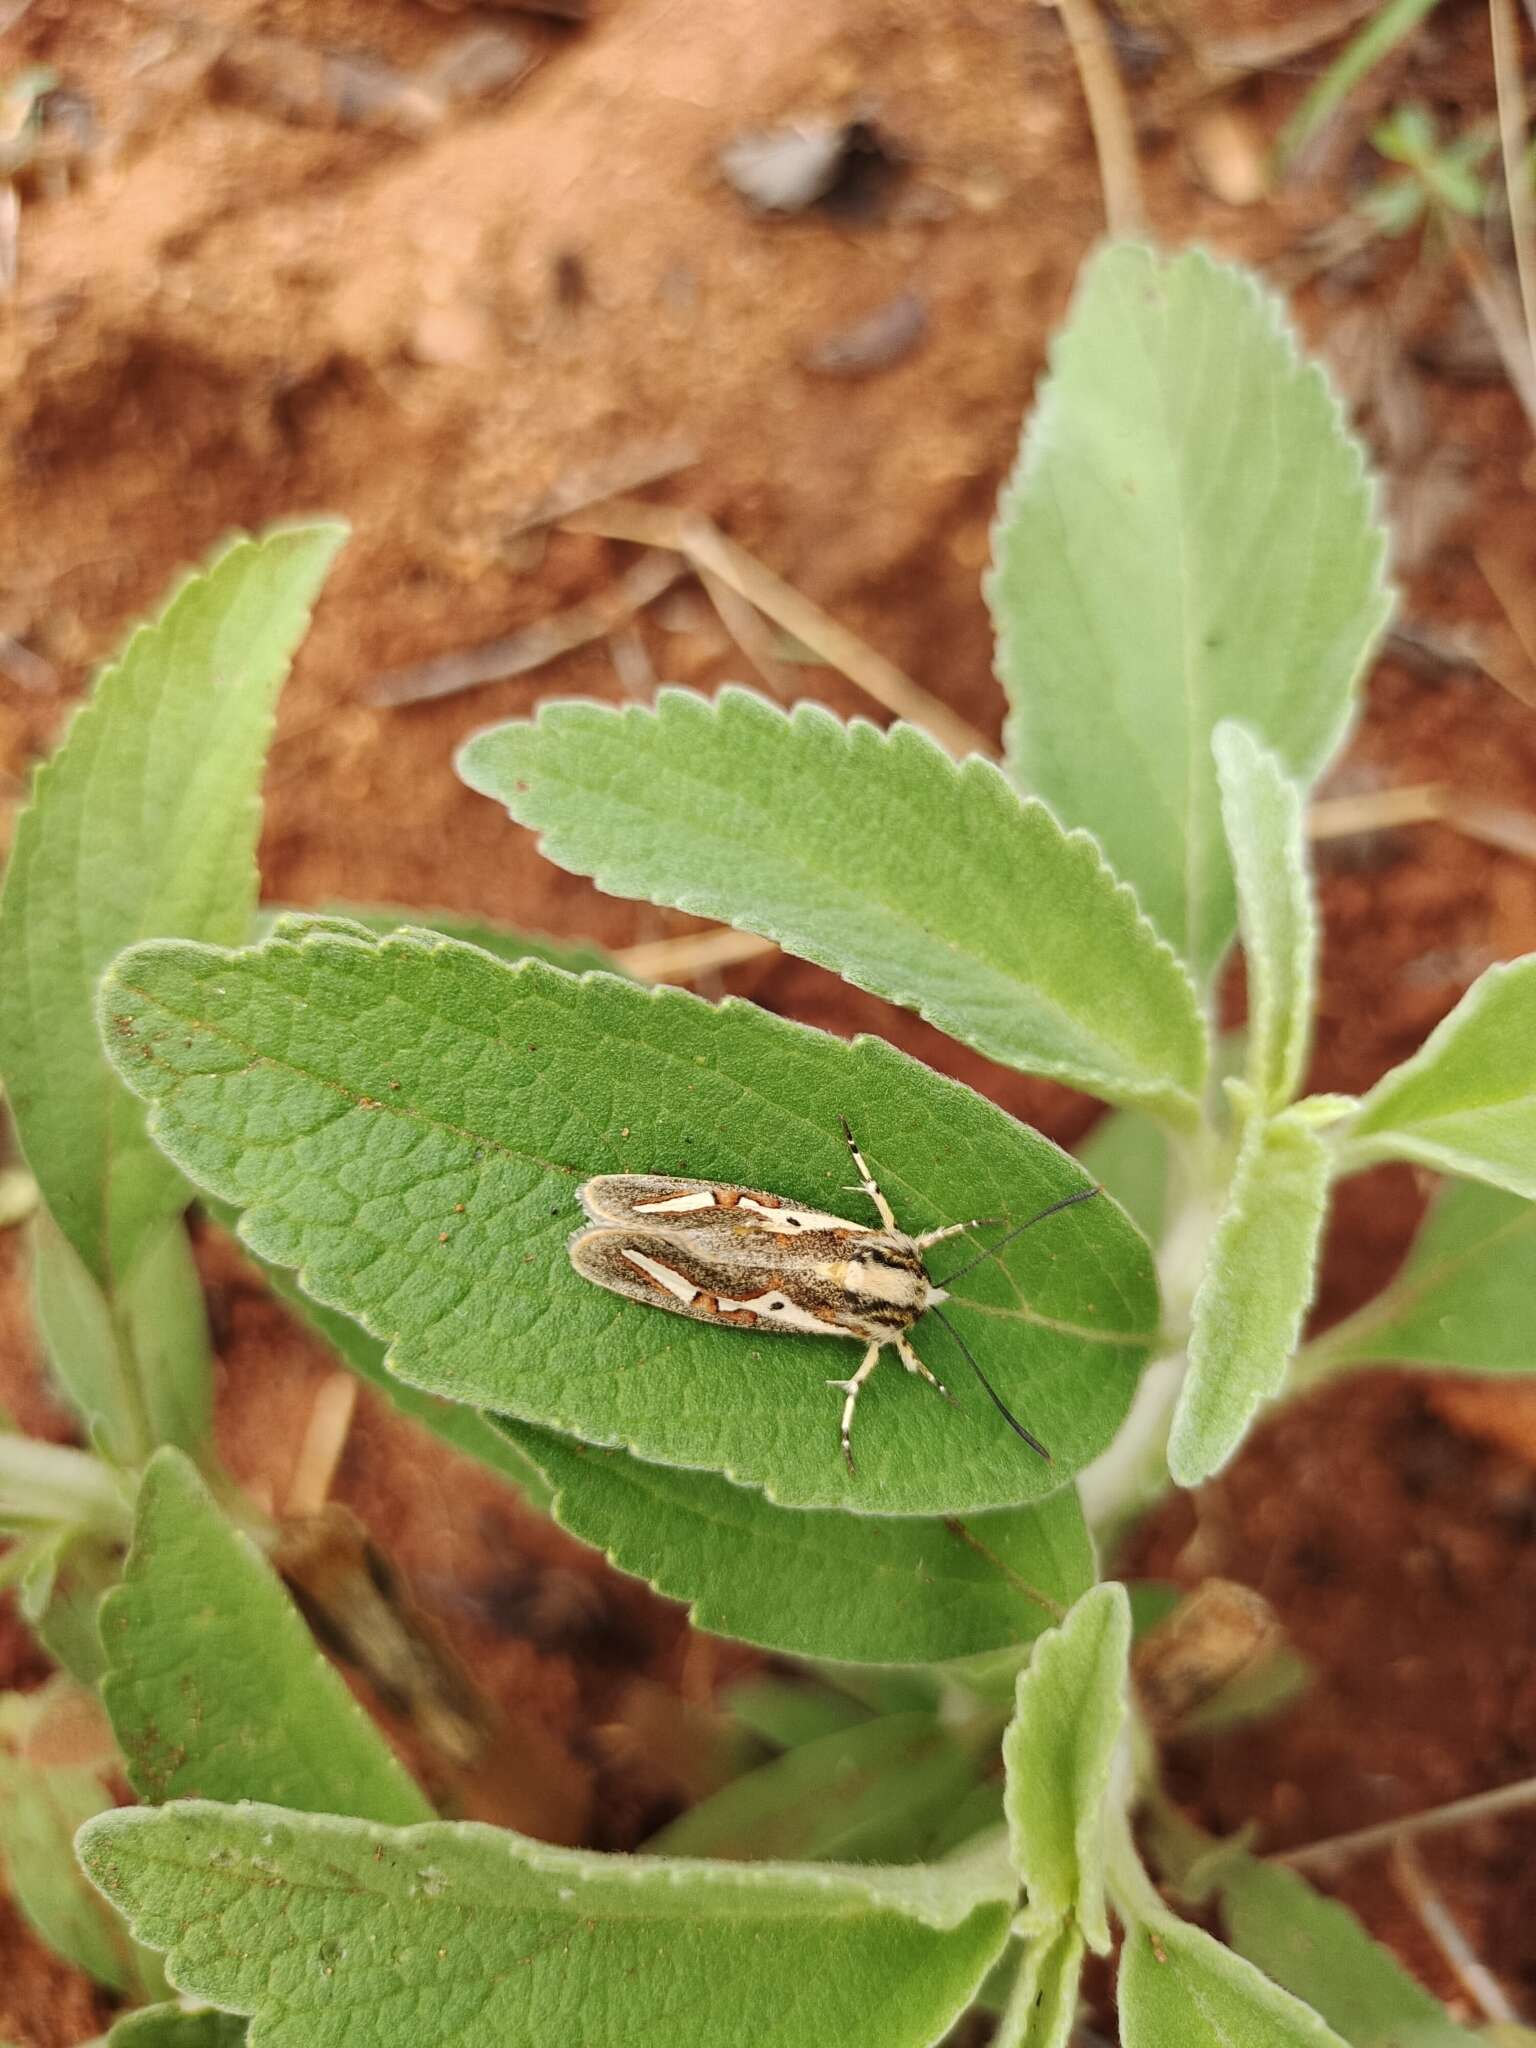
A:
[[32, 1211, 212, 1465], [1119, 1914, 1349, 2048], [724, 1679, 872, 1750], [0, 1688, 152, 1995], [647, 1711, 979, 1864], [224, 1216, 555, 1514], [1345, 958, 1536, 1198], [0, 525, 346, 1290], [100, 923, 1158, 1515], [459, 689, 1207, 1123], [80, 1800, 1014, 2048], [106, 2008, 247, 2048], [1003, 1582, 1131, 1953], [499, 1419, 1095, 1661], [259, 902, 617, 977], [1169, 1111, 1330, 1487], [31, 1210, 141, 1461], [1303, 1178, 1536, 1379], [990, 243, 1389, 984], [20, 1529, 118, 1687], [1215, 1853, 1480, 2048], [100, 1448, 431, 1822], [995, 1922, 1085, 2048], [1213, 724, 1316, 1110], [1077, 1109, 1168, 1245]]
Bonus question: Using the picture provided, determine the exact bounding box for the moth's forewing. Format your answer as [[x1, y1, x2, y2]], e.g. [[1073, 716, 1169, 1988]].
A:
[[568, 1224, 805, 1327], [576, 1173, 870, 1237]]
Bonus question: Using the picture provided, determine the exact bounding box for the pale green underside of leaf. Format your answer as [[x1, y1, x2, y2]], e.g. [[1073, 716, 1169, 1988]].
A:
[[1119, 1916, 1349, 2048], [100, 922, 1157, 1516], [995, 1922, 1085, 2048], [1003, 1582, 1131, 1955], [0, 525, 346, 1287], [258, 903, 617, 978], [1076, 1109, 1168, 1246], [1215, 1854, 1481, 2048], [79, 1801, 1014, 2048], [1169, 1113, 1330, 1487], [646, 1710, 977, 1864], [990, 242, 1389, 984], [1347, 956, 1536, 1198], [100, 1449, 431, 1824], [32, 1208, 213, 1466], [724, 1679, 871, 1750], [0, 1743, 145, 1995], [459, 689, 1207, 1121], [106, 2007, 247, 2048], [1213, 723, 1316, 1110], [1315, 1178, 1536, 1376], [499, 1417, 1093, 1662]]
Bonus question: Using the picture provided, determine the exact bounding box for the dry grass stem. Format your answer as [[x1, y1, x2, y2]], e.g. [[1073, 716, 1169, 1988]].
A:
[[561, 498, 994, 758]]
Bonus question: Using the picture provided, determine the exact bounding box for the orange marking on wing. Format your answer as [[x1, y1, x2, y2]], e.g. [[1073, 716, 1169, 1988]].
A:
[[715, 1188, 742, 1208]]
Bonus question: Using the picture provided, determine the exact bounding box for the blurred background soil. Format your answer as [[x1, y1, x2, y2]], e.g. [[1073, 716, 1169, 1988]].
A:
[[4, 0, 1536, 2037]]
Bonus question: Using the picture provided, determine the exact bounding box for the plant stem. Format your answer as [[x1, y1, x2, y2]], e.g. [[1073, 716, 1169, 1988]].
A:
[[1390, 1836, 1518, 2023], [1490, 0, 1536, 408], [1277, 1772, 1536, 1871], [0, 1436, 135, 1543]]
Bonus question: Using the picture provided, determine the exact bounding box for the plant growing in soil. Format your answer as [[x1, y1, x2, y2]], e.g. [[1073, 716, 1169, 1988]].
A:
[[1, 241, 1532, 2047]]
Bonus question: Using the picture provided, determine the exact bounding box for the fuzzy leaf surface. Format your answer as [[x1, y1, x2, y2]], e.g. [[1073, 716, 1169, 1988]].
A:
[[725, 1680, 872, 1750], [0, 526, 345, 1287], [1077, 1110, 1168, 1245], [500, 1418, 1093, 1660], [79, 1801, 1014, 2048], [995, 1922, 1085, 2048], [646, 1711, 977, 1864], [1003, 1582, 1131, 1953], [1213, 723, 1316, 1108], [0, 1694, 150, 1995], [100, 1449, 430, 1822], [990, 243, 1388, 983], [1169, 1112, 1330, 1486], [32, 1211, 213, 1465], [219, 1213, 555, 1512], [100, 924, 1157, 1515], [106, 2009, 247, 2048], [1347, 957, 1536, 1197], [260, 902, 617, 976], [1309, 1179, 1536, 1377], [459, 689, 1207, 1121], [1216, 1855, 1480, 2048], [1119, 1915, 1348, 2048]]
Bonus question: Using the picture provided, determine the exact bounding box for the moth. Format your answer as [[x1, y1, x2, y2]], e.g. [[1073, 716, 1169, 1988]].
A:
[[569, 1116, 1099, 1472]]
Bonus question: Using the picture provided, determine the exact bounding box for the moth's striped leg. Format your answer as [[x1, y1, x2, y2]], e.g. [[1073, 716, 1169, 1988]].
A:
[[828, 1340, 882, 1474], [897, 1333, 955, 1405], [913, 1217, 1000, 1250], [838, 1115, 897, 1231]]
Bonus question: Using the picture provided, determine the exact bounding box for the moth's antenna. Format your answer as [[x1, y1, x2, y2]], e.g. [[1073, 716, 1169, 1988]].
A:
[[936, 1185, 1101, 1289], [928, 1305, 1051, 1461]]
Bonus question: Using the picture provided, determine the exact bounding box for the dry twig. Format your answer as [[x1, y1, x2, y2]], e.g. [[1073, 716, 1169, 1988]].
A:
[[1278, 1770, 1536, 1872], [1390, 1837, 1519, 2024], [505, 434, 698, 538], [369, 550, 685, 706], [561, 499, 993, 759], [1490, 0, 1536, 403], [285, 1372, 359, 1520], [1045, 0, 1146, 235]]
